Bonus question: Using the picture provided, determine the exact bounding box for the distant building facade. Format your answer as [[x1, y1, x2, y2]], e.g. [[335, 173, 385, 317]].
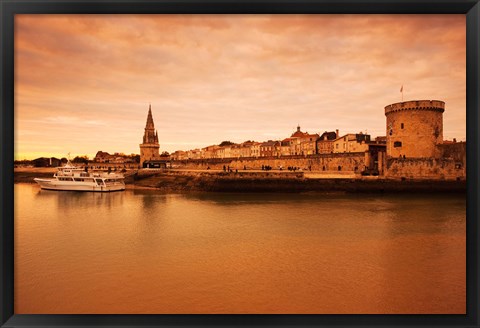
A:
[[32, 157, 61, 167], [333, 133, 370, 153], [316, 130, 338, 154]]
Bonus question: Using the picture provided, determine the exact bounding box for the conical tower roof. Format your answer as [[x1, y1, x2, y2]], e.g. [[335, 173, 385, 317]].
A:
[[146, 104, 155, 129]]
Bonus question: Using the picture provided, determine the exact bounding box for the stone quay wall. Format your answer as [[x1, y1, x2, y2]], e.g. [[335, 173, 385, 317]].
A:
[[172, 153, 367, 173], [385, 158, 465, 180], [384, 142, 466, 180], [132, 170, 465, 193]]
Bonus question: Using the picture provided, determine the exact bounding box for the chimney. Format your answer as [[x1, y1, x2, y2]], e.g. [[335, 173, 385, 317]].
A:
[[336, 129, 339, 138]]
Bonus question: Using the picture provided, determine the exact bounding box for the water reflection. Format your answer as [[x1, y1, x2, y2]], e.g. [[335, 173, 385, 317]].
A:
[[15, 184, 466, 314], [35, 188, 125, 210]]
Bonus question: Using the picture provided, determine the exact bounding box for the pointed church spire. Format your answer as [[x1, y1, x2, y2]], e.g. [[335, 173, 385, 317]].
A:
[[146, 104, 154, 129], [140, 104, 160, 166]]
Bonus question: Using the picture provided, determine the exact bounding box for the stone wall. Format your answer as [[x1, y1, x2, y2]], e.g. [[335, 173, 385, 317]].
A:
[[384, 141, 466, 180], [169, 142, 467, 181], [385, 158, 465, 180], [131, 170, 466, 193], [439, 142, 466, 163], [172, 153, 367, 173]]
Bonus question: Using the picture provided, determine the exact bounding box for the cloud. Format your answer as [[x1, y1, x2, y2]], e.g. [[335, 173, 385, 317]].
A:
[[15, 14, 466, 159]]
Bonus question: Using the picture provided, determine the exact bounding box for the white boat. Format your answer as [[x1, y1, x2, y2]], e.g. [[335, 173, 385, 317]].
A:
[[34, 160, 126, 192]]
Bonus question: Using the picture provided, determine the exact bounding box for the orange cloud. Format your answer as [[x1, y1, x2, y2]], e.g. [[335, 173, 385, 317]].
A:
[[15, 14, 465, 160]]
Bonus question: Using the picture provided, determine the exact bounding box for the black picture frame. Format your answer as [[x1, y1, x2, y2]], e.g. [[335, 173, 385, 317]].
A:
[[1, 1, 479, 327]]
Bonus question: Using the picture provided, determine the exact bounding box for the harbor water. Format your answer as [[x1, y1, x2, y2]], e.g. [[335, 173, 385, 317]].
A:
[[15, 184, 466, 314]]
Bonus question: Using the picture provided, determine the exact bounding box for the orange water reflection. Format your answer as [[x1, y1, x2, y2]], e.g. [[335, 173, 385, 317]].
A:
[[15, 185, 466, 313]]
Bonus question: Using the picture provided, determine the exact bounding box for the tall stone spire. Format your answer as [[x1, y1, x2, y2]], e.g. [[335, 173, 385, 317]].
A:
[[140, 104, 160, 166], [146, 103, 155, 129], [143, 104, 158, 144]]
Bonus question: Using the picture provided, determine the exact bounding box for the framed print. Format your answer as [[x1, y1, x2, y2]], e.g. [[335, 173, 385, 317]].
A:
[[1, 0, 479, 327]]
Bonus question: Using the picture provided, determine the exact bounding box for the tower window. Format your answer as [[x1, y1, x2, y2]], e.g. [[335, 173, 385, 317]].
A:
[[401, 123, 404, 129], [394, 141, 402, 148]]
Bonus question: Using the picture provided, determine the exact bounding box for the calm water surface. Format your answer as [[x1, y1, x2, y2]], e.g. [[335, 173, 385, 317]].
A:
[[15, 184, 465, 314]]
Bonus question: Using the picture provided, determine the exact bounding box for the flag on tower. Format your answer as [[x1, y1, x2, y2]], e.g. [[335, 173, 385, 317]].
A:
[[400, 85, 403, 92]]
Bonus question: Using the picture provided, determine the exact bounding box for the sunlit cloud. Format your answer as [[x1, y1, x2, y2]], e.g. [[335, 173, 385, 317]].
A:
[[15, 14, 465, 160]]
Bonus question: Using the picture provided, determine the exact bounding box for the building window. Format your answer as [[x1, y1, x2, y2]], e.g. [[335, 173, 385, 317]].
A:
[[394, 141, 402, 147], [401, 123, 404, 129]]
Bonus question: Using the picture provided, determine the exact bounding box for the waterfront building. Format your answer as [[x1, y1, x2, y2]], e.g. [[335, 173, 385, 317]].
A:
[[230, 144, 242, 158], [250, 142, 261, 158], [139, 104, 160, 166], [300, 137, 319, 155], [239, 141, 255, 158], [384, 100, 444, 158], [202, 145, 219, 159], [32, 157, 61, 167], [94, 151, 137, 164], [287, 125, 319, 155], [333, 133, 371, 153], [316, 131, 338, 154], [212, 146, 225, 158], [187, 149, 202, 160], [223, 145, 233, 158], [280, 138, 294, 156], [283, 138, 297, 156], [260, 140, 281, 157], [171, 150, 187, 161]]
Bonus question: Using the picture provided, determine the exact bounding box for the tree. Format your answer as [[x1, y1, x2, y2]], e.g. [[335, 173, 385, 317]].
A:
[[161, 151, 170, 156], [219, 141, 235, 147], [72, 155, 89, 164]]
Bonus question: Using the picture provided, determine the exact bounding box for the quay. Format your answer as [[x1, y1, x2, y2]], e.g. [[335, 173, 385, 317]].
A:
[[14, 167, 466, 193]]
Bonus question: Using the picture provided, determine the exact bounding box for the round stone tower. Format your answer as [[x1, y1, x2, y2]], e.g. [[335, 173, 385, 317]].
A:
[[384, 100, 445, 158]]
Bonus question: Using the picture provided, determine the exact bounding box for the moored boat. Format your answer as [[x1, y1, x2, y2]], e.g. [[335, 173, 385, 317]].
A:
[[34, 160, 125, 192]]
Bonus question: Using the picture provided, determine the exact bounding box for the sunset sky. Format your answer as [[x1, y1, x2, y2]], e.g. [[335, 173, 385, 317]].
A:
[[15, 14, 466, 160]]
